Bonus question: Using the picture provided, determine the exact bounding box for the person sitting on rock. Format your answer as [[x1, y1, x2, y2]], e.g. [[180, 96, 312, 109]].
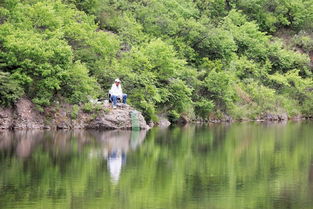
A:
[[109, 78, 127, 109]]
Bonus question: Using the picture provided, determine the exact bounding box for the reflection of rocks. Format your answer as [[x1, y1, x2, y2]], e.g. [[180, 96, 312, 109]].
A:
[[0, 128, 148, 187], [43, 131, 73, 154], [0, 129, 147, 164], [0, 130, 86, 159], [15, 131, 45, 158], [89, 130, 147, 157], [0, 131, 14, 151], [89, 130, 147, 183], [0, 128, 148, 184], [0, 130, 45, 158]]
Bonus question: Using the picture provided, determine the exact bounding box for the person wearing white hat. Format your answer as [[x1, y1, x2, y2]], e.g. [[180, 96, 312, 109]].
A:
[[109, 78, 127, 108]]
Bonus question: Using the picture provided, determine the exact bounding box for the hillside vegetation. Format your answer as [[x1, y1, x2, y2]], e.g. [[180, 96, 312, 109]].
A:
[[1, 0, 313, 122]]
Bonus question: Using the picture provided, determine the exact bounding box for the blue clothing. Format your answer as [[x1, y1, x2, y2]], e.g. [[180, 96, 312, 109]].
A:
[[111, 94, 127, 106]]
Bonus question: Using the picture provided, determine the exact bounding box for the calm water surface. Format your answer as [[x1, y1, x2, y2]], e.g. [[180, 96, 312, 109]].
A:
[[1, 122, 313, 209]]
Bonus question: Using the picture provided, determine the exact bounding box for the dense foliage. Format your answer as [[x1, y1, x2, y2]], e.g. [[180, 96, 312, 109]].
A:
[[1, 0, 313, 121]]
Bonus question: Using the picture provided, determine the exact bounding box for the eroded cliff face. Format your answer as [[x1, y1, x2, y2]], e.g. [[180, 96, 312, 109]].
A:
[[0, 98, 148, 130], [0, 108, 13, 129]]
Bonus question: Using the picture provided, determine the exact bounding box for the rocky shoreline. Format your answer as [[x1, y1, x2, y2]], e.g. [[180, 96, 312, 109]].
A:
[[191, 113, 306, 124], [0, 98, 310, 130], [0, 98, 149, 130]]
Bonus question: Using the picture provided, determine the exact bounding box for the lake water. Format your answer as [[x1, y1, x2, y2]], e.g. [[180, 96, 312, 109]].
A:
[[1, 122, 313, 209]]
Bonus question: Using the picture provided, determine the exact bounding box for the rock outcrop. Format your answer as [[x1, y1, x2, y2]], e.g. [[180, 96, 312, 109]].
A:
[[259, 112, 288, 121], [0, 108, 13, 129], [177, 115, 189, 125], [156, 115, 171, 127], [85, 105, 147, 129], [0, 99, 45, 129], [0, 98, 148, 130], [13, 98, 45, 129]]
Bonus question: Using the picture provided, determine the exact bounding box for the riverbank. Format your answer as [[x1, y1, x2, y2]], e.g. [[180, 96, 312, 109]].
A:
[[0, 98, 148, 130], [1, 98, 311, 130], [190, 113, 306, 124], [187, 113, 311, 125]]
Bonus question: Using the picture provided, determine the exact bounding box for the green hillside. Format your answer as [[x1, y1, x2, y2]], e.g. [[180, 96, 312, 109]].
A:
[[1, 0, 313, 122]]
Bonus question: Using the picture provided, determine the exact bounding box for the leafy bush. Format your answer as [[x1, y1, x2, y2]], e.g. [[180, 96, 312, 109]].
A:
[[245, 81, 277, 112], [301, 94, 313, 116], [293, 32, 313, 53], [61, 62, 100, 104], [194, 99, 214, 119], [204, 68, 235, 111], [0, 72, 24, 107], [82, 102, 103, 113], [167, 110, 180, 123], [71, 104, 80, 119]]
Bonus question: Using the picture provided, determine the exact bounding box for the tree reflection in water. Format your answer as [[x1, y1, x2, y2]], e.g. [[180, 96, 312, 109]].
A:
[[1, 123, 313, 209], [0, 129, 147, 184]]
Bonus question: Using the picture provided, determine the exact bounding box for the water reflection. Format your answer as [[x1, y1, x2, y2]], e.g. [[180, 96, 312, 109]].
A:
[[0, 130, 45, 158], [1, 122, 313, 209], [0, 129, 147, 183], [88, 130, 147, 183]]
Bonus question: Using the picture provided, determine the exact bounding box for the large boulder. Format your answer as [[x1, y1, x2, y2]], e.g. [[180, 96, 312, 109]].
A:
[[86, 105, 148, 129], [156, 115, 171, 127]]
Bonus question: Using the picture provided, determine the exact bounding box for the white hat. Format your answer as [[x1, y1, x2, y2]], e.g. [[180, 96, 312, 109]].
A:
[[115, 78, 121, 83]]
